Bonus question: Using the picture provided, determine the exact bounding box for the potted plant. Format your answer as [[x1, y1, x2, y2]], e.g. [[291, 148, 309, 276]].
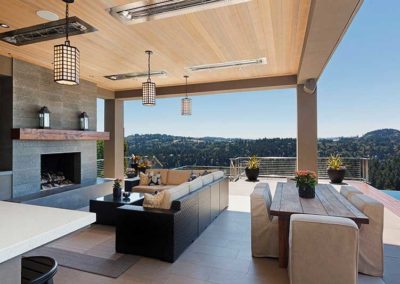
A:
[[130, 154, 140, 172], [295, 170, 317, 198], [245, 155, 260, 181], [112, 179, 122, 199], [327, 154, 346, 184]]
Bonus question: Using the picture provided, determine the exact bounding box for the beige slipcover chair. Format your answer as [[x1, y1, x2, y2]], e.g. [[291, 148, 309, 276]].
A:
[[340, 185, 363, 200], [289, 214, 359, 284], [250, 183, 279, 258], [349, 194, 384, 276]]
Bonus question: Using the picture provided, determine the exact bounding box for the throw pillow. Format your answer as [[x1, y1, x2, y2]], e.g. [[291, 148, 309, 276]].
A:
[[143, 191, 165, 208], [139, 172, 149, 186], [188, 173, 198, 182], [148, 173, 161, 186]]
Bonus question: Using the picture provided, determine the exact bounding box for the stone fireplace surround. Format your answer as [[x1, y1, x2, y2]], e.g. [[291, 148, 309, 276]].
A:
[[6, 59, 99, 198]]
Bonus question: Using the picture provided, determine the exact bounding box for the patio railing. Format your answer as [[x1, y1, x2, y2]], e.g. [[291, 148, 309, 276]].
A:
[[229, 157, 369, 182], [97, 156, 369, 182]]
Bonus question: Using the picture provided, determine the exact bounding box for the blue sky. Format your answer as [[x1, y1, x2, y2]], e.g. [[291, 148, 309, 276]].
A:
[[98, 1, 400, 139]]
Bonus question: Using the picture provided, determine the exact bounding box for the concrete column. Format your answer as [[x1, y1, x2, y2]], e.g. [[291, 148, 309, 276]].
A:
[[296, 85, 318, 173], [104, 99, 124, 179]]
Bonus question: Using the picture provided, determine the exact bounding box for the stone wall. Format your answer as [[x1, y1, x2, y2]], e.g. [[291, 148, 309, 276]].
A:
[[13, 60, 97, 130], [12, 59, 98, 197]]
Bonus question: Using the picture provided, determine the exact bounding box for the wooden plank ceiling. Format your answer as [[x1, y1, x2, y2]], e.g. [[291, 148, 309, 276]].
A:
[[0, 0, 311, 91]]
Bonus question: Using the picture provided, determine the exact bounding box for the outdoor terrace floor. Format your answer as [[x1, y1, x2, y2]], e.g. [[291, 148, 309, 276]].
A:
[[44, 178, 399, 284]]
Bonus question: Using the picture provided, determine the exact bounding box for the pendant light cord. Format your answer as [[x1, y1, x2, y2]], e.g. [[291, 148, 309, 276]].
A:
[[65, 1, 70, 45], [147, 51, 151, 82], [185, 76, 188, 98]]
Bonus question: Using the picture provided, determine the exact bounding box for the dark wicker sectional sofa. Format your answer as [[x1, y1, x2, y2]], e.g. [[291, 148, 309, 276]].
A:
[[115, 176, 229, 262]]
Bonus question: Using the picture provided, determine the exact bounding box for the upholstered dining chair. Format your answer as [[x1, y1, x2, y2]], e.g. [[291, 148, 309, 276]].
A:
[[289, 214, 359, 284], [250, 183, 279, 258], [340, 185, 363, 200], [349, 194, 384, 276]]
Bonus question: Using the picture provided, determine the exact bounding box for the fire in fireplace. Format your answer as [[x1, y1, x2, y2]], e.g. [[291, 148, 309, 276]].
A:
[[41, 153, 81, 190]]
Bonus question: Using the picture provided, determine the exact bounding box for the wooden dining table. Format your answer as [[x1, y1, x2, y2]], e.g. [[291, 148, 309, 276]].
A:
[[270, 182, 369, 268]]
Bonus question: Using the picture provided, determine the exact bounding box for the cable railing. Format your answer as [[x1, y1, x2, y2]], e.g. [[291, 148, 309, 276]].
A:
[[229, 157, 369, 182], [98, 157, 369, 182]]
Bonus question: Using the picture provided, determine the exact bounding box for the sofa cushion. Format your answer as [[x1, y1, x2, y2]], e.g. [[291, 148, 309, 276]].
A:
[[143, 191, 166, 208], [201, 173, 214, 185], [189, 178, 203, 192], [167, 170, 191, 185], [212, 171, 224, 181], [147, 169, 169, 185], [133, 185, 174, 194], [160, 182, 190, 209]]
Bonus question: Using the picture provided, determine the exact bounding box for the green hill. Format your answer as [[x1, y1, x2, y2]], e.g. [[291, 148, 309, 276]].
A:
[[98, 128, 400, 190]]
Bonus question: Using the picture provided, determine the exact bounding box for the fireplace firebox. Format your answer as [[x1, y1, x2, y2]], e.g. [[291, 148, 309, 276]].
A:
[[41, 153, 81, 190]]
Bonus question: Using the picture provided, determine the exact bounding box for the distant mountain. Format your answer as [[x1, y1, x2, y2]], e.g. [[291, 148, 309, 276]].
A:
[[361, 128, 400, 140]]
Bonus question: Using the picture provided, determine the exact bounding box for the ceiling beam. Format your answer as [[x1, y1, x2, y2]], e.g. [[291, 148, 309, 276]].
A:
[[115, 75, 297, 100], [297, 0, 364, 84]]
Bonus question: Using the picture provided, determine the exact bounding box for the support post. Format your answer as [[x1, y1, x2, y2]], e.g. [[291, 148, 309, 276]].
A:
[[296, 84, 318, 174], [104, 99, 124, 179]]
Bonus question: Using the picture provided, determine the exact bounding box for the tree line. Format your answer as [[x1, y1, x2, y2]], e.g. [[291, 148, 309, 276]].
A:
[[97, 129, 400, 190]]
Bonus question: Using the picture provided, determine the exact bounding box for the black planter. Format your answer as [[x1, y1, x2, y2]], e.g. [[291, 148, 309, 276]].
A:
[[327, 168, 346, 184], [245, 168, 259, 181], [113, 187, 122, 199], [131, 163, 138, 172], [298, 184, 315, 198]]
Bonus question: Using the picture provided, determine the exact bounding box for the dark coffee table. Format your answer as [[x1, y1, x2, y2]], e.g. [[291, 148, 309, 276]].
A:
[[89, 193, 143, 226]]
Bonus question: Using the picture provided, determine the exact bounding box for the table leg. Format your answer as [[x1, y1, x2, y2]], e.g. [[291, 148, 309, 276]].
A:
[[278, 216, 290, 268]]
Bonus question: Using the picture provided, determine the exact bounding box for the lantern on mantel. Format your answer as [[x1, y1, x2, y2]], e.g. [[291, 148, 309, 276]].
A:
[[79, 112, 89, 131], [38, 106, 50, 129]]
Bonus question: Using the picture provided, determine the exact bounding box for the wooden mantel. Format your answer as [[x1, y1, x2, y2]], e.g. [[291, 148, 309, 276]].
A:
[[11, 128, 110, 141]]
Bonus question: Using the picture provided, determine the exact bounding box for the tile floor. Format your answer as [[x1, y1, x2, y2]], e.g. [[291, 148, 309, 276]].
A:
[[48, 178, 399, 284]]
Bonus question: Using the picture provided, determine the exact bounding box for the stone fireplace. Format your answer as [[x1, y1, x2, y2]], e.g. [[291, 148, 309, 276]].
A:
[[41, 152, 81, 190], [2, 59, 99, 198]]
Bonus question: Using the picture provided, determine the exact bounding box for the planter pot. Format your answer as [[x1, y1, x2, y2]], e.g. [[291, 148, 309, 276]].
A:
[[245, 168, 259, 181], [131, 163, 138, 172], [138, 167, 147, 174], [113, 187, 122, 199], [327, 168, 346, 184], [126, 173, 136, 178], [298, 184, 315, 199]]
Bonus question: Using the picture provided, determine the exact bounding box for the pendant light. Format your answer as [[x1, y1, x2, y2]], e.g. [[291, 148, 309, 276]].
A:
[[142, 50, 156, 106], [181, 75, 192, 116], [54, 0, 80, 85]]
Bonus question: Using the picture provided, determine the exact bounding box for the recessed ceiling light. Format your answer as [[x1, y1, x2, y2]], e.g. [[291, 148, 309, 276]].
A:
[[36, 10, 59, 21], [0, 23, 10, 28]]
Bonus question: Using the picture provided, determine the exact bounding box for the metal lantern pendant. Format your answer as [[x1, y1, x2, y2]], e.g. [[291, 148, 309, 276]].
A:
[[181, 75, 192, 116], [39, 106, 51, 129], [54, 0, 80, 85], [142, 50, 156, 106], [79, 112, 89, 130]]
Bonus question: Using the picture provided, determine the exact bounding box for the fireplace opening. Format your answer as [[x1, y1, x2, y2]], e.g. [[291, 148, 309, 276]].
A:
[[41, 153, 81, 190]]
